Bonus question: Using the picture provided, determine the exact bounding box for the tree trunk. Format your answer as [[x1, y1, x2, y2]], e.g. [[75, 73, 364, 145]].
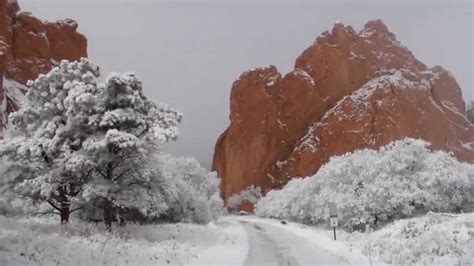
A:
[[103, 198, 114, 230], [60, 203, 70, 224]]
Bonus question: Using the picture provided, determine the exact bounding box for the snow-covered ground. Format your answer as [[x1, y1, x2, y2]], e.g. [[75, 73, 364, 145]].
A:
[[339, 212, 474, 265], [1, 213, 471, 265], [0, 215, 244, 266], [190, 215, 371, 265], [251, 212, 474, 265], [229, 216, 373, 265], [0, 215, 370, 266]]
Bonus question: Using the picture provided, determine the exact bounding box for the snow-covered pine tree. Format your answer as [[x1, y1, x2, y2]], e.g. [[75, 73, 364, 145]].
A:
[[80, 70, 182, 228], [0, 60, 100, 223], [0, 59, 182, 225]]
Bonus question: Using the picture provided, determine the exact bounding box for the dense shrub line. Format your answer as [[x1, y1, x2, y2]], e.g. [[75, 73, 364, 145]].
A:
[[256, 138, 474, 231]]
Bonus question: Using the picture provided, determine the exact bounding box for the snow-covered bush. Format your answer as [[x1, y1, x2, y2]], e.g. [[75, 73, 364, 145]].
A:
[[344, 212, 474, 265], [256, 138, 474, 231], [227, 185, 262, 212], [156, 155, 223, 224], [77, 155, 223, 224]]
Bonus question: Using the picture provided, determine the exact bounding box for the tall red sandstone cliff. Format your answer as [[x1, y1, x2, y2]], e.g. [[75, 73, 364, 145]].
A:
[[213, 20, 474, 210], [0, 0, 87, 135]]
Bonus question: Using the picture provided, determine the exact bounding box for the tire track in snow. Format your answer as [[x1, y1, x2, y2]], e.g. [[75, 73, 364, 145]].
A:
[[239, 219, 347, 265], [240, 220, 299, 266]]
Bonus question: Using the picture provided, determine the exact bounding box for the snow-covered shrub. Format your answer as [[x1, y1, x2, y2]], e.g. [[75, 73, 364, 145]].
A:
[[227, 185, 262, 212], [344, 212, 474, 265], [77, 155, 223, 224], [156, 155, 223, 224], [256, 138, 474, 231]]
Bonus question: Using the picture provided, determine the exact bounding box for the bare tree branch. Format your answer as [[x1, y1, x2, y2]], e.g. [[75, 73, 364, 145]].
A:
[[70, 206, 85, 213], [46, 199, 61, 211], [30, 210, 61, 216], [96, 168, 108, 179], [114, 168, 131, 181]]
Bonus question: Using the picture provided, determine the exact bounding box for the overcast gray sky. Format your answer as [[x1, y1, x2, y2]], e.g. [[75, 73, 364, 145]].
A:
[[21, 0, 473, 167]]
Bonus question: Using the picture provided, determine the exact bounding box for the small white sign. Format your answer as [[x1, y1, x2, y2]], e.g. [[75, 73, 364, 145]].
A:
[[330, 217, 338, 227]]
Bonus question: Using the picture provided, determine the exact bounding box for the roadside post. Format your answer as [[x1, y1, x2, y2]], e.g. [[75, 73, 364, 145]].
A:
[[329, 203, 338, 241]]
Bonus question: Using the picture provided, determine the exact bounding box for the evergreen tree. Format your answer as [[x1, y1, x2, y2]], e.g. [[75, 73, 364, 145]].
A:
[[0, 59, 182, 225]]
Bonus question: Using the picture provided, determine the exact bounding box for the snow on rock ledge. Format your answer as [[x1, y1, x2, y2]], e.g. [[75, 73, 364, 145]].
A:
[[0, 0, 87, 83], [213, 19, 474, 209], [0, 0, 87, 137]]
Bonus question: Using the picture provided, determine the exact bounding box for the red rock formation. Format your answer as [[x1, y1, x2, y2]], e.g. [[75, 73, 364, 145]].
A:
[[0, 0, 87, 83], [0, 0, 87, 136], [213, 20, 474, 208]]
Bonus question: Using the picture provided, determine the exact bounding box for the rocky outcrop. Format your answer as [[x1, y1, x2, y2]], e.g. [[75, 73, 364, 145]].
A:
[[0, 0, 87, 136], [213, 20, 474, 208], [0, 0, 87, 83]]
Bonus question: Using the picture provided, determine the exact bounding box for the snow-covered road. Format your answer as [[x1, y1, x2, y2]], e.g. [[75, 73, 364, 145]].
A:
[[239, 218, 345, 265], [188, 216, 371, 266]]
